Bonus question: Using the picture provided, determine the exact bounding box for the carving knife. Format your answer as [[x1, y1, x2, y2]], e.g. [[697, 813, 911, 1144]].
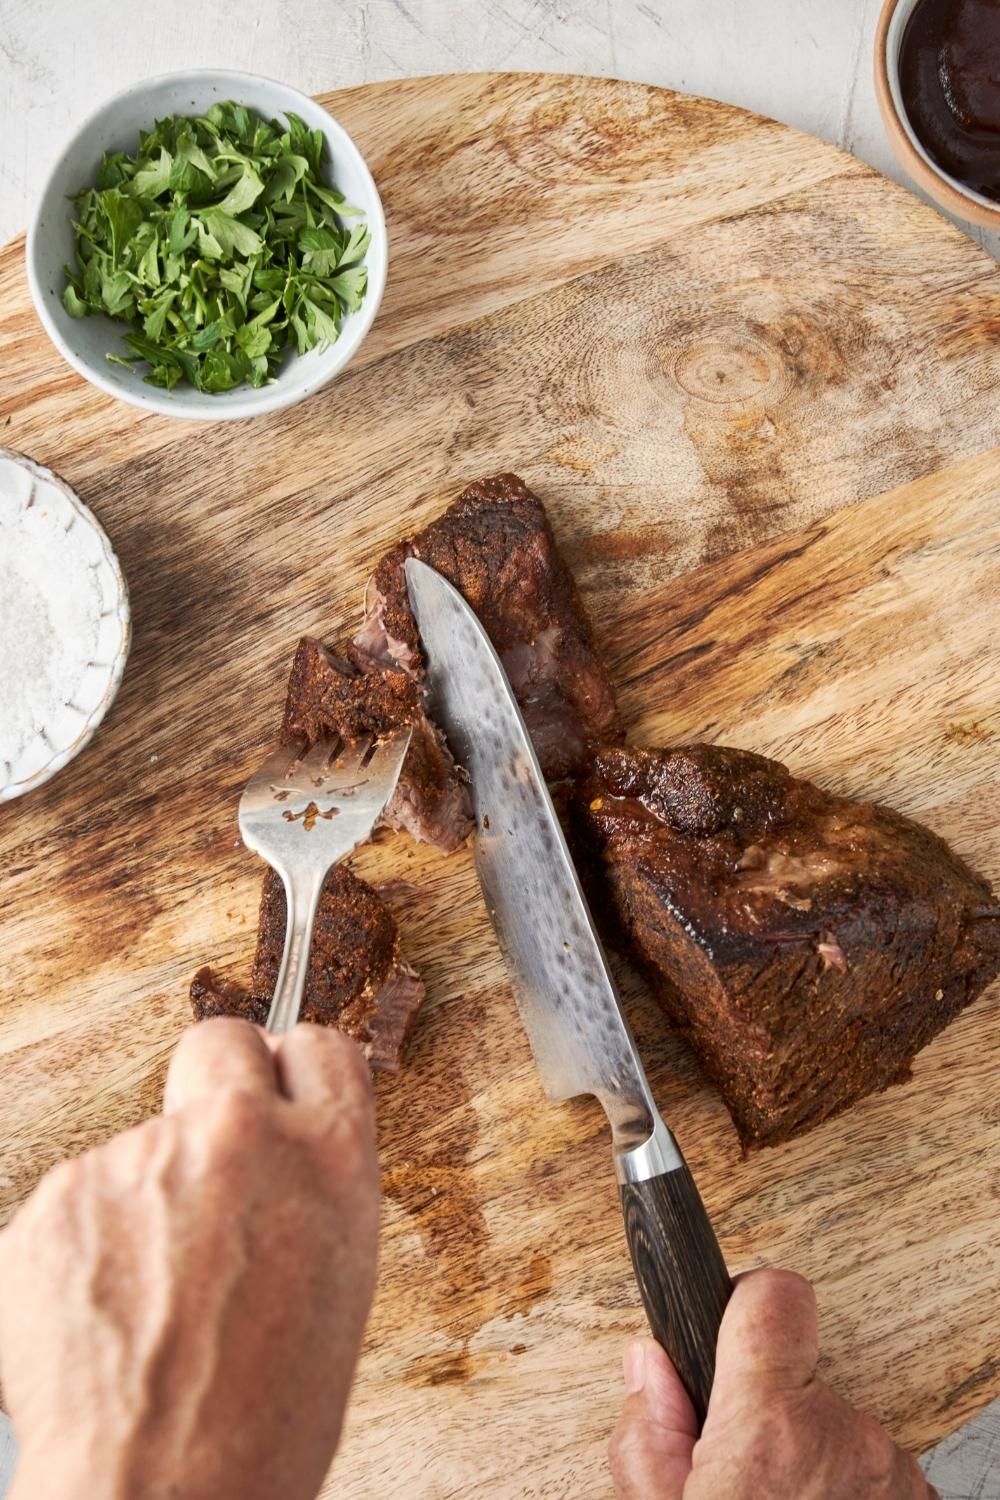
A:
[[405, 557, 732, 1426]]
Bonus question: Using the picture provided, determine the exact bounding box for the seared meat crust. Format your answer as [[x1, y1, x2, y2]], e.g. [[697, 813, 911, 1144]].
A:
[[580, 744, 1000, 1147]]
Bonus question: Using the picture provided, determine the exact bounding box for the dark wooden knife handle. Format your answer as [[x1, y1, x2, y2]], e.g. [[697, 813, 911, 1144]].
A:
[[619, 1157, 732, 1428]]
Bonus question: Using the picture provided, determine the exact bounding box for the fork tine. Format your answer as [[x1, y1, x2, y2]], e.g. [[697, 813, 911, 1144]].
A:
[[246, 728, 410, 808], [298, 738, 338, 778], [330, 735, 373, 776], [246, 737, 305, 790], [365, 728, 413, 778]]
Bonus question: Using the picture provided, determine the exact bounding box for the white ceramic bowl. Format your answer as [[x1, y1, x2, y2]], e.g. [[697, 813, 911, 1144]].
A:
[[25, 70, 388, 422], [0, 449, 131, 805]]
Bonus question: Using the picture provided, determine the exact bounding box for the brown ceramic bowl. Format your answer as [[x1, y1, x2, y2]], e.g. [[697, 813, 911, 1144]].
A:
[[875, 0, 1000, 231]]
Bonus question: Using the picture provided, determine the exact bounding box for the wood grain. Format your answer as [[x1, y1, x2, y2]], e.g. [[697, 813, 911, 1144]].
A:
[[0, 74, 998, 1497]]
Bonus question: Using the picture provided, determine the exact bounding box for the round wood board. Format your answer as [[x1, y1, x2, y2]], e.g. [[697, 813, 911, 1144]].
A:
[[0, 73, 998, 1497]]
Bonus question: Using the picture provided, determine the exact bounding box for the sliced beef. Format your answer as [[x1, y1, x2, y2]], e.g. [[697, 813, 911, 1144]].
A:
[[283, 636, 472, 853], [189, 635, 441, 1067], [354, 472, 624, 779], [190, 969, 260, 1024], [191, 866, 424, 1071], [579, 744, 1000, 1148]]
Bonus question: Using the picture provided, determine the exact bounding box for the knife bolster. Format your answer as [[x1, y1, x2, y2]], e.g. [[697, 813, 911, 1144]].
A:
[[614, 1114, 684, 1183]]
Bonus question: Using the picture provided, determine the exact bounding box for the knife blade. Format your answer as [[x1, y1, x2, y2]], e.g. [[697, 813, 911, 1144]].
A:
[[405, 557, 732, 1425]]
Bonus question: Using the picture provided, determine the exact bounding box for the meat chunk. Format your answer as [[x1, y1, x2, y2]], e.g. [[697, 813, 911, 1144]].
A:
[[189, 636, 439, 1068], [579, 744, 1000, 1148], [283, 637, 472, 853], [355, 473, 624, 779], [191, 866, 425, 1071]]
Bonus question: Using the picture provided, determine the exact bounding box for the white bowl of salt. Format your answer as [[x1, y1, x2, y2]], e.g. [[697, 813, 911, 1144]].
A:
[[0, 449, 130, 804]]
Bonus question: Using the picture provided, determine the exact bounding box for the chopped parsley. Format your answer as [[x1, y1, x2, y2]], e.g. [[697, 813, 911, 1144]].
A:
[[62, 100, 369, 395]]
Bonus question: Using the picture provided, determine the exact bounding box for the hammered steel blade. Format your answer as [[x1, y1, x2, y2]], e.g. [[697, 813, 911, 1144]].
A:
[[404, 558, 733, 1427], [405, 557, 666, 1154]]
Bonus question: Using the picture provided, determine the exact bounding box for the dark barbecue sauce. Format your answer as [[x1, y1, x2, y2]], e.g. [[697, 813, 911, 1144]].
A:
[[899, 0, 1000, 200]]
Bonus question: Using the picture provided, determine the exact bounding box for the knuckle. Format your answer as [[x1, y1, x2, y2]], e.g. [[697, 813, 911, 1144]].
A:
[[766, 1267, 815, 1302], [292, 1027, 376, 1140], [203, 1085, 273, 1150], [170, 1016, 262, 1078], [606, 1416, 642, 1486], [858, 1419, 908, 1491], [731, 1396, 802, 1470], [3, 1156, 88, 1254], [606, 1425, 627, 1483], [309, 1115, 379, 1217], [33, 1154, 86, 1211], [746, 1266, 816, 1319], [315, 1112, 377, 1198], [302, 1024, 373, 1097], [749, 1422, 785, 1471], [47, 1154, 85, 1191], [190, 1014, 256, 1046], [321, 1083, 376, 1158]]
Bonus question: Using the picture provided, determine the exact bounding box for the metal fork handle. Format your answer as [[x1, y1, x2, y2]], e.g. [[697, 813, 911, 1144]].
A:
[[266, 865, 329, 1034]]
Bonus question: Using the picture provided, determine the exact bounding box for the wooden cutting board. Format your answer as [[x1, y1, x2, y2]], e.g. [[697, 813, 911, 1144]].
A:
[[1, 73, 998, 1496]]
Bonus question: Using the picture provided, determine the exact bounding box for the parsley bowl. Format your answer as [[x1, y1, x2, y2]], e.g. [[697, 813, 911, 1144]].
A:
[[25, 69, 387, 422]]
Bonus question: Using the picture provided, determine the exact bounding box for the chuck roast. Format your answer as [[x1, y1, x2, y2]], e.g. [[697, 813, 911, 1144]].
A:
[[354, 472, 624, 779], [189, 636, 439, 1068], [191, 866, 424, 1071], [580, 744, 1000, 1148], [190, 471, 623, 1061], [283, 636, 472, 853]]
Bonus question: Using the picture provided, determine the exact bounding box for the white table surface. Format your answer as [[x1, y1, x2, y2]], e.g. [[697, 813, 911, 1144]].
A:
[[0, 1, 997, 1495]]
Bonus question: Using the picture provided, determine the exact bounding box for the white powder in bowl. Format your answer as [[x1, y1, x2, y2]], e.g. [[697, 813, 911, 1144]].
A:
[[0, 522, 101, 765], [0, 451, 129, 795]]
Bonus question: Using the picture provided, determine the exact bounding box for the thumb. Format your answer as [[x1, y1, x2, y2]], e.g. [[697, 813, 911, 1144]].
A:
[[609, 1337, 698, 1500], [707, 1268, 818, 1416]]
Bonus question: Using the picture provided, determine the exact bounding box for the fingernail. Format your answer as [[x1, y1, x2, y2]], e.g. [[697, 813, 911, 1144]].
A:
[[623, 1340, 647, 1395]]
